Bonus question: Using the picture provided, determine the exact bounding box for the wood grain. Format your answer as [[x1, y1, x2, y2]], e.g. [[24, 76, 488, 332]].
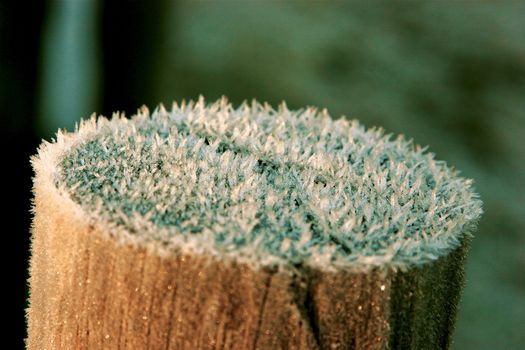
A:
[[27, 171, 469, 350]]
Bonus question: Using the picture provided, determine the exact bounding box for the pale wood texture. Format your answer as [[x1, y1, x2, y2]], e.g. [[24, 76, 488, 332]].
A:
[[27, 174, 469, 350]]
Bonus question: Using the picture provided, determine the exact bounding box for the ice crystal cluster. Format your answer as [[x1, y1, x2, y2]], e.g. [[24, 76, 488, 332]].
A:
[[55, 98, 482, 270]]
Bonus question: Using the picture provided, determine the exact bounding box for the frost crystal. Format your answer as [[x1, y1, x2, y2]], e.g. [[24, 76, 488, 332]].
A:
[[53, 97, 482, 271]]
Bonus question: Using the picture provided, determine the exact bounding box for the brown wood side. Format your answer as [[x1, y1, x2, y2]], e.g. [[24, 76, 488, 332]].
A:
[[27, 181, 469, 350]]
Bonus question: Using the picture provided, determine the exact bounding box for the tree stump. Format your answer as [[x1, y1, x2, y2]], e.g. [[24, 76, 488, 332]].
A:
[[27, 98, 482, 349]]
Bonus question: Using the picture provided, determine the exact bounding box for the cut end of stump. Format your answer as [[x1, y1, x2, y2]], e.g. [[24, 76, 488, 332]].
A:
[[33, 96, 482, 273], [28, 97, 484, 349]]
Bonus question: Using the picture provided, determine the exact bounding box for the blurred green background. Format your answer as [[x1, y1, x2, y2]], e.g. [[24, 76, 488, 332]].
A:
[[2, 1, 524, 348]]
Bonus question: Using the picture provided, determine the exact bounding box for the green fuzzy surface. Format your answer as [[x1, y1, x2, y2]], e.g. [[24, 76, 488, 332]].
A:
[[57, 99, 482, 271]]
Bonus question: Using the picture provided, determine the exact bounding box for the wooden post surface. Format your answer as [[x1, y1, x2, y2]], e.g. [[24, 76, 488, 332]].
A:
[[27, 100, 481, 349], [28, 182, 469, 349]]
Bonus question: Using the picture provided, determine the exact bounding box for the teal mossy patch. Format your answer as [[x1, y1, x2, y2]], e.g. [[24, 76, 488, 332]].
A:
[[53, 97, 482, 271]]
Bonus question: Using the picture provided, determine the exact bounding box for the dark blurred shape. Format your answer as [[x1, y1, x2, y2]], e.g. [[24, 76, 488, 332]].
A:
[[0, 1, 45, 348], [100, 1, 169, 117], [37, 0, 100, 136]]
